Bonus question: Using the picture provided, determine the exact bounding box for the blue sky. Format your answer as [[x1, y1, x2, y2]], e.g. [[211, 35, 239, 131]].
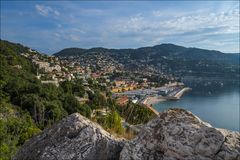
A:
[[1, 1, 239, 54]]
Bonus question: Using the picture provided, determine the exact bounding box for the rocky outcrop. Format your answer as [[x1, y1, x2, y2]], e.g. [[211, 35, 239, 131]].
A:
[[14, 113, 124, 160], [120, 108, 240, 160], [15, 109, 240, 160]]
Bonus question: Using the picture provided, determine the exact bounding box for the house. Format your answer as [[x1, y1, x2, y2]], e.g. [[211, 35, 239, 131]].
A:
[[116, 96, 129, 106], [111, 88, 122, 93], [115, 80, 125, 87]]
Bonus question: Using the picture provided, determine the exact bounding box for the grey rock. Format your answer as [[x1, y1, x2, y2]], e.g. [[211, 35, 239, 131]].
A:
[[14, 113, 124, 160], [14, 109, 240, 160], [120, 108, 240, 160]]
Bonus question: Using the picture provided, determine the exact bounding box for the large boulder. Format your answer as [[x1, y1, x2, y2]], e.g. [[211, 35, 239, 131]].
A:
[[120, 108, 240, 160], [14, 109, 240, 160], [14, 113, 124, 160]]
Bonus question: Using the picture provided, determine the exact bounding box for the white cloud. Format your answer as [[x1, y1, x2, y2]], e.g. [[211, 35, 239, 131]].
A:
[[53, 27, 88, 43], [35, 4, 60, 17], [118, 8, 239, 35], [108, 7, 239, 46], [26, 2, 240, 53]]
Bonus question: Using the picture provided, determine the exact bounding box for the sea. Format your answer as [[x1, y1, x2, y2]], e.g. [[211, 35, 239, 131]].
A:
[[153, 84, 240, 131]]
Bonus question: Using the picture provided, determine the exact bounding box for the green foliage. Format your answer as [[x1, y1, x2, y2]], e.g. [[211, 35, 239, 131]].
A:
[[73, 81, 85, 97], [0, 101, 41, 160], [0, 40, 37, 73], [59, 80, 85, 97], [63, 95, 81, 114], [80, 104, 92, 118], [60, 81, 73, 95], [117, 102, 156, 125], [0, 40, 93, 159], [87, 90, 106, 109], [0, 40, 155, 159], [44, 100, 67, 124], [97, 110, 124, 134], [62, 95, 92, 118]]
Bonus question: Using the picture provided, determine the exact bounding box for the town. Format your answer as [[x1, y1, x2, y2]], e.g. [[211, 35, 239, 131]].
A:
[[21, 49, 190, 112]]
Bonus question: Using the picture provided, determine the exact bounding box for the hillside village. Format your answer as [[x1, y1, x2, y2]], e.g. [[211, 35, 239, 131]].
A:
[[1, 40, 239, 160], [20, 49, 184, 106], [1, 40, 161, 160]]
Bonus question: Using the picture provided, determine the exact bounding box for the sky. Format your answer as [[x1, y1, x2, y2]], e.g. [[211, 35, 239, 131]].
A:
[[1, 1, 239, 54]]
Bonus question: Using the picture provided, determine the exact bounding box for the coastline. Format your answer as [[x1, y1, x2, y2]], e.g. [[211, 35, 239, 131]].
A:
[[141, 87, 191, 116], [142, 103, 160, 116], [143, 87, 191, 106], [142, 96, 166, 106]]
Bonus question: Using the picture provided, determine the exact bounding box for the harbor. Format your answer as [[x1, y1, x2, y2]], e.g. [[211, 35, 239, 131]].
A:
[[141, 87, 192, 116], [113, 83, 192, 115]]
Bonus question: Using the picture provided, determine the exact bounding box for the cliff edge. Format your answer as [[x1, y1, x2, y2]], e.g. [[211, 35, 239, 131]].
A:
[[14, 113, 124, 160], [120, 108, 240, 160], [14, 109, 240, 160]]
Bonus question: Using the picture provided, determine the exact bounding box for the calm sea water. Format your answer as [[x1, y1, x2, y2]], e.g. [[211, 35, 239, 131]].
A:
[[153, 86, 240, 131]]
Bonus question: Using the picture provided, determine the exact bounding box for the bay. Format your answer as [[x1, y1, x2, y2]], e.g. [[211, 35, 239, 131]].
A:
[[153, 85, 240, 131]]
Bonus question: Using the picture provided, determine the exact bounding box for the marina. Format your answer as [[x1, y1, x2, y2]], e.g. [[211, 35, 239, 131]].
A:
[[113, 83, 192, 116], [114, 85, 191, 105]]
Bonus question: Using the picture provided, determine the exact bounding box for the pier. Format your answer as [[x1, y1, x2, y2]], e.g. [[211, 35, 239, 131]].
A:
[[174, 87, 192, 99], [113, 85, 191, 116], [159, 87, 191, 100]]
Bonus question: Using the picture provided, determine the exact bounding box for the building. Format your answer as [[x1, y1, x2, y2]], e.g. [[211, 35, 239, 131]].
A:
[[116, 96, 129, 106], [115, 80, 126, 87]]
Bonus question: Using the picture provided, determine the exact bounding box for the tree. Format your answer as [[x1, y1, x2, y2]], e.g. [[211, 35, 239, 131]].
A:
[[0, 101, 40, 160], [44, 100, 67, 125], [21, 94, 45, 128], [63, 95, 80, 114], [73, 82, 85, 97], [60, 81, 73, 95]]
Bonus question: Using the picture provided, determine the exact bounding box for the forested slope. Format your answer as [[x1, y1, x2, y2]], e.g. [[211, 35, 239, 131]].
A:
[[0, 40, 156, 159]]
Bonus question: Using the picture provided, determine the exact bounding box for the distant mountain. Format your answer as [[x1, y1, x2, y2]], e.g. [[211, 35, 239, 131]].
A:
[[54, 44, 239, 65], [55, 48, 87, 57], [54, 44, 239, 81]]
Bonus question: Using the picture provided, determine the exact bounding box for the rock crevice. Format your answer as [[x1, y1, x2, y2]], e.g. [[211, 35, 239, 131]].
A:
[[14, 109, 240, 160], [14, 113, 124, 160], [120, 109, 240, 160]]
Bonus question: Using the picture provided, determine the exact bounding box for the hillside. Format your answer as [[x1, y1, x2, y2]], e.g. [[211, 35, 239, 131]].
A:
[[0, 40, 156, 159], [54, 44, 239, 64], [54, 44, 240, 83]]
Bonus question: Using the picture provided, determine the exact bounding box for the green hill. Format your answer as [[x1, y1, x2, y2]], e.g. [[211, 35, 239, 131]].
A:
[[54, 44, 239, 81], [0, 40, 156, 159], [0, 40, 87, 159]]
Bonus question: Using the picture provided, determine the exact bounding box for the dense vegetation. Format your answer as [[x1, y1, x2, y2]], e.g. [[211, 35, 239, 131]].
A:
[[117, 102, 156, 125], [0, 101, 41, 160], [0, 40, 156, 159]]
